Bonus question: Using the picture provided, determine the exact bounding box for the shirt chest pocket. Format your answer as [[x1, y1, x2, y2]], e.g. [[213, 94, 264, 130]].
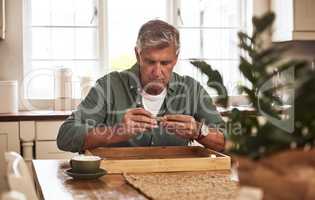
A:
[[164, 94, 193, 116]]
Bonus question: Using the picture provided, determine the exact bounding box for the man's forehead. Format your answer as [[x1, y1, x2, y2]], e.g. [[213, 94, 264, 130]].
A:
[[140, 46, 176, 56], [139, 42, 176, 52], [141, 53, 176, 63]]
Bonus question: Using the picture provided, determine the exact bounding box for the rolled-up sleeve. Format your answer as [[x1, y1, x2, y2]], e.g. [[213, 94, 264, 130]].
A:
[[57, 78, 111, 153]]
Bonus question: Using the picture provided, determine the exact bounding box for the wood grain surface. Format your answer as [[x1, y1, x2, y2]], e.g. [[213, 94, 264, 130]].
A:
[[32, 160, 147, 200], [88, 146, 231, 173], [0, 110, 71, 121]]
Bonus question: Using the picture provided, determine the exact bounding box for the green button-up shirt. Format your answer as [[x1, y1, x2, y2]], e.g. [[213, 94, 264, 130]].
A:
[[57, 64, 224, 153]]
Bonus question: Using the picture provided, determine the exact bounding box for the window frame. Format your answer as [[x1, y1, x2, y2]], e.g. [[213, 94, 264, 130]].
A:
[[173, 0, 252, 95], [22, 0, 106, 110]]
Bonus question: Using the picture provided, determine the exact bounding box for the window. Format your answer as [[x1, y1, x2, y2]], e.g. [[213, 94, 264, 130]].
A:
[[23, 0, 252, 101], [23, 0, 100, 99], [107, 0, 167, 71], [173, 0, 252, 95]]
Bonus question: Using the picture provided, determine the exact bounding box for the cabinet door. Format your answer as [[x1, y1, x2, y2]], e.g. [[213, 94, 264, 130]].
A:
[[36, 121, 63, 140], [36, 141, 76, 159], [35, 121, 76, 159], [294, 0, 315, 31], [0, 122, 20, 153]]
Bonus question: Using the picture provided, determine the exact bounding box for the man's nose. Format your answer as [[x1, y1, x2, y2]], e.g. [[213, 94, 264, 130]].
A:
[[152, 63, 162, 77]]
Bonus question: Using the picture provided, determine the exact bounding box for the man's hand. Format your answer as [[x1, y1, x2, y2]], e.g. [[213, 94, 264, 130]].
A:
[[159, 114, 201, 140], [117, 108, 158, 136]]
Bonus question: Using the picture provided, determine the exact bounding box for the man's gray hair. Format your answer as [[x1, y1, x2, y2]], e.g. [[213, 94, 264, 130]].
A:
[[136, 20, 180, 55]]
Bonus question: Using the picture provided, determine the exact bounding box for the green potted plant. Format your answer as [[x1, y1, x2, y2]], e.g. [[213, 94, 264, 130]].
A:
[[226, 11, 315, 200], [192, 11, 315, 199]]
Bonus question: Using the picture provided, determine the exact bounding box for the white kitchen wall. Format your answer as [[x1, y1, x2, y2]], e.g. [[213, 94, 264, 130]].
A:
[[0, 0, 22, 82], [254, 0, 271, 16]]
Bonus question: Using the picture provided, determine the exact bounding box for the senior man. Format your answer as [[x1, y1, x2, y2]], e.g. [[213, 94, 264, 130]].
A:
[[57, 20, 225, 153]]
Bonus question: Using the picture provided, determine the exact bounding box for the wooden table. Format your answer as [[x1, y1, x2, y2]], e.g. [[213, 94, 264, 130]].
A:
[[32, 160, 235, 200], [32, 160, 147, 200]]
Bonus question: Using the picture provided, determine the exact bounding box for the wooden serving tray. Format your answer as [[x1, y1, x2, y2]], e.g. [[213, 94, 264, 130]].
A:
[[87, 146, 231, 174]]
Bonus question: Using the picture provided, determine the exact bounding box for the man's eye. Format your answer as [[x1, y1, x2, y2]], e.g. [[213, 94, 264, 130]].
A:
[[161, 61, 171, 65], [147, 61, 155, 65]]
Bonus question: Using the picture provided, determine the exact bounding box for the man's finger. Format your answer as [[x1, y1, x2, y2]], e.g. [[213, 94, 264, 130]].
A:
[[131, 115, 157, 125], [164, 114, 193, 122], [160, 121, 191, 130], [128, 122, 157, 130], [129, 108, 153, 118]]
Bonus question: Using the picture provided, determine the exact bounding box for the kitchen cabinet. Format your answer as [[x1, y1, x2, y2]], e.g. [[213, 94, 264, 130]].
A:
[[20, 120, 75, 161], [0, 111, 75, 161], [36, 141, 74, 159], [0, 122, 20, 155], [272, 0, 315, 41], [35, 121, 76, 159], [0, 119, 75, 173], [36, 121, 63, 140]]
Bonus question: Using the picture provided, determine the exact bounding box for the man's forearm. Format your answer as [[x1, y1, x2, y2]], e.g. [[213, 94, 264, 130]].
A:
[[83, 125, 131, 150], [197, 129, 225, 152]]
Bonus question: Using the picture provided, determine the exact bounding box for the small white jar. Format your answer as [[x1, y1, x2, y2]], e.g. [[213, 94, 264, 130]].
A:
[[0, 80, 18, 113]]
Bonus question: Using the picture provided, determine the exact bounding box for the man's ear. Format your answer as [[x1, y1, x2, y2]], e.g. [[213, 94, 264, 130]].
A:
[[174, 51, 179, 64], [135, 47, 140, 63], [175, 52, 179, 61]]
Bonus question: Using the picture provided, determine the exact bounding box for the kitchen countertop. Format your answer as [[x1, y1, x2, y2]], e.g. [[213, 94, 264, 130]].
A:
[[0, 105, 276, 122], [0, 110, 72, 121]]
